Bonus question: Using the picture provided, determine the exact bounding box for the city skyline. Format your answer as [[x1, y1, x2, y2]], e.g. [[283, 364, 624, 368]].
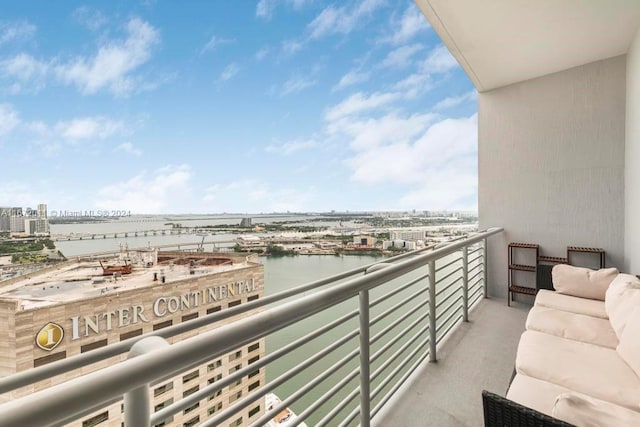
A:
[[0, 1, 477, 214]]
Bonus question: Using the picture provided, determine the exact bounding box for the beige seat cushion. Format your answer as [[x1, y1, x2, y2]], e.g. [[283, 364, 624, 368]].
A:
[[526, 305, 618, 348], [553, 393, 640, 427], [535, 289, 607, 319], [618, 307, 640, 377], [552, 265, 618, 301], [605, 273, 640, 339], [515, 330, 640, 410], [507, 374, 574, 417]]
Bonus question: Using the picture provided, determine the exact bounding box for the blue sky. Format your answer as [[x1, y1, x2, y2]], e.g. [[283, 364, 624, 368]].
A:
[[0, 0, 477, 214]]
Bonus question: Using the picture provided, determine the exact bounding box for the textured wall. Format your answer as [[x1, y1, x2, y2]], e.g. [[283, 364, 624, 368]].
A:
[[478, 56, 626, 299], [626, 28, 640, 273]]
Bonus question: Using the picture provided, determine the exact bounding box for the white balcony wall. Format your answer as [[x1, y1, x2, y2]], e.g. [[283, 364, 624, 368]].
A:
[[478, 56, 626, 299], [626, 27, 640, 273]]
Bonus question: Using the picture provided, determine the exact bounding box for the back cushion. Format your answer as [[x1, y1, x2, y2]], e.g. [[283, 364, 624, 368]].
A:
[[617, 307, 640, 378], [552, 265, 618, 301], [606, 274, 640, 339]]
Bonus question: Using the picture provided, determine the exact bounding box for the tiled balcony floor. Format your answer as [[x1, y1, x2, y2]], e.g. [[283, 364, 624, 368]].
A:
[[374, 297, 530, 427]]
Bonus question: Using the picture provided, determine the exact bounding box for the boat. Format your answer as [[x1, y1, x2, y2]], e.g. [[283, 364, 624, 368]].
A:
[[264, 393, 308, 427]]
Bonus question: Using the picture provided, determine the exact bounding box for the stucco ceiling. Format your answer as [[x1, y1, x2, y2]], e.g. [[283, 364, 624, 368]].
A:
[[415, 0, 640, 92]]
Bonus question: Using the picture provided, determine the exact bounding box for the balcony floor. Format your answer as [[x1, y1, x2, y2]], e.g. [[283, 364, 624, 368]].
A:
[[375, 297, 530, 427]]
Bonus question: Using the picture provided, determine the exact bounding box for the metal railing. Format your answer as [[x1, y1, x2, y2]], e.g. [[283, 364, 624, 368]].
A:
[[0, 228, 502, 426]]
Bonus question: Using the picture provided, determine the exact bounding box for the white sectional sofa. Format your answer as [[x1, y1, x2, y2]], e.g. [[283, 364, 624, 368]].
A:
[[503, 265, 640, 426]]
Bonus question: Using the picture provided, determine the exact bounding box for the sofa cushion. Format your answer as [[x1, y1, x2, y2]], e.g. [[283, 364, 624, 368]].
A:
[[605, 273, 640, 339], [526, 305, 618, 348], [535, 289, 607, 319], [552, 265, 618, 301], [515, 330, 640, 410], [617, 307, 640, 378], [506, 374, 574, 417], [553, 393, 640, 427]]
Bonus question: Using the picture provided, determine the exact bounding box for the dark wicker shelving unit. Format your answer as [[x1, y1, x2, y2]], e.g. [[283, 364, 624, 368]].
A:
[[508, 243, 539, 306]]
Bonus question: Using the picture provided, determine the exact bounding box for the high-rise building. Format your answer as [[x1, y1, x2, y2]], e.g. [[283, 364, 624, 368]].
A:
[[0, 207, 11, 232], [390, 229, 426, 241], [0, 250, 266, 426], [38, 204, 47, 218]]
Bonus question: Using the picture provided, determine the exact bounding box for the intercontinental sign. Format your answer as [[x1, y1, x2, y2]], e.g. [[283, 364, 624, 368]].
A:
[[35, 278, 257, 351]]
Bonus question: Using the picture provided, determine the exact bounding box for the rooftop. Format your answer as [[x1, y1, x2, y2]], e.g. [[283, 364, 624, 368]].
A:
[[0, 250, 255, 310]]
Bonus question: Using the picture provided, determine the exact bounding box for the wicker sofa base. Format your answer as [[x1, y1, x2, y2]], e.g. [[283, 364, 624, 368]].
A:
[[482, 390, 575, 427]]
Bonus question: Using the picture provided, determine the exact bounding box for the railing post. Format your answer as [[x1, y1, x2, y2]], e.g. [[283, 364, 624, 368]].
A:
[[428, 260, 437, 362], [483, 238, 489, 298], [462, 246, 469, 322], [124, 336, 169, 427], [359, 289, 370, 427]]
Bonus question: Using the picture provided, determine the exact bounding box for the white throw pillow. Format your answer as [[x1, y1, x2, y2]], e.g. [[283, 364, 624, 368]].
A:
[[552, 264, 618, 301], [617, 307, 640, 378], [552, 393, 640, 426], [605, 274, 640, 339]]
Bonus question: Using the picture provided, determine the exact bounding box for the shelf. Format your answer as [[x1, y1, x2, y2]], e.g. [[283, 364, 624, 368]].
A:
[[509, 285, 537, 296], [537, 256, 568, 264], [508, 243, 539, 249], [508, 263, 536, 272], [567, 246, 604, 253]]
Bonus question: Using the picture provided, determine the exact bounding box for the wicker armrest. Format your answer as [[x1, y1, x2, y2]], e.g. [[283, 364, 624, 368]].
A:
[[482, 390, 575, 427]]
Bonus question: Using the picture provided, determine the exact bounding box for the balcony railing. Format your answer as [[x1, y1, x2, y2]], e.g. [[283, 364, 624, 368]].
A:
[[0, 227, 503, 426]]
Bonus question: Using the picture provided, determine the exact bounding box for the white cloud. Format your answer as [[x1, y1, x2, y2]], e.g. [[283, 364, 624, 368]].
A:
[[333, 69, 370, 91], [55, 117, 124, 141], [379, 43, 424, 69], [0, 21, 36, 45], [203, 179, 316, 213], [380, 5, 429, 45], [324, 91, 400, 122], [256, 0, 314, 20], [265, 139, 317, 155], [255, 47, 269, 61], [54, 17, 159, 96], [307, 0, 385, 40], [434, 90, 477, 110], [0, 53, 49, 93], [96, 164, 192, 214], [201, 35, 235, 54], [115, 142, 142, 156], [281, 39, 304, 56], [73, 6, 107, 31], [344, 114, 478, 209], [0, 104, 20, 136], [219, 63, 240, 82], [279, 76, 317, 96], [422, 45, 457, 74]]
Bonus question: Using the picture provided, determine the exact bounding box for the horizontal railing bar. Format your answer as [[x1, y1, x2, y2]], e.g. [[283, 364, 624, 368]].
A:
[[292, 368, 360, 426], [371, 346, 429, 419], [371, 335, 430, 400], [436, 315, 463, 345], [151, 309, 358, 424], [371, 315, 429, 366], [249, 346, 360, 427], [469, 269, 483, 283], [343, 335, 430, 426], [0, 228, 503, 426], [0, 248, 431, 395], [200, 326, 359, 427], [435, 266, 463, 288], [435, 286, 462, 310], [470, 277, 483, 292], [371, 301, 428, 349], [469, 286, 483, 303], [468, 254, 483, 265], [435, 276, 463, 299], [468, 261, 482, 274], [467, 246, 483, 255], [435, 255, 462, 273], [436, 296, 463, 324], [370, 272, 429, 309], [371, 326, 428, 383], [470, 291, 484, 309], [316, 387, 359, 427], [370, 287, 428, 328]]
